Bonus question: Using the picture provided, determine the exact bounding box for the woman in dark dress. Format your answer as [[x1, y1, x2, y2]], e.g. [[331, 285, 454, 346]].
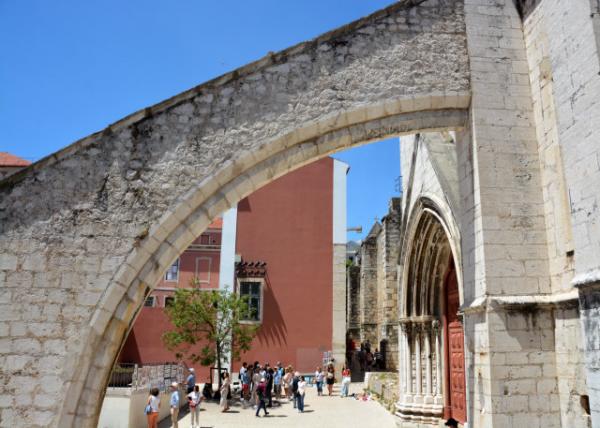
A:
[[326, 363, 335, 396]]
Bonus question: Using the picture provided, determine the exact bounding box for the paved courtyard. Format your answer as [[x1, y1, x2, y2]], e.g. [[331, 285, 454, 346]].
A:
[[159, 383, 397, 428]]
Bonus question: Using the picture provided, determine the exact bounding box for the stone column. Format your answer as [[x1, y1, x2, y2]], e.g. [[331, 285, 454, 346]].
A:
[[402, 322, 412, 397], [432, 319, 442, 398], [424, 322, 433, 402], [414, 323, 422, 399]]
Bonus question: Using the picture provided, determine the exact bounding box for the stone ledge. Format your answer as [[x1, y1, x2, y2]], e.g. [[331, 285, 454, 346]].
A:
[[462, 290, 580, 314]]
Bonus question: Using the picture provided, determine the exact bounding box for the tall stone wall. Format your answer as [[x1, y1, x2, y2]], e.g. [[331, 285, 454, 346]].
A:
[[522, 3, 590, 426], [376, 198, 402, 370], [359, 227, 380, 345], [521, 1, 600, 424]]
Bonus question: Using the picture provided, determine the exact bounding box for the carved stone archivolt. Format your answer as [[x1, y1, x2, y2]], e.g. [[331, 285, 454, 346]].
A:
[[396, 210, 454, 425]]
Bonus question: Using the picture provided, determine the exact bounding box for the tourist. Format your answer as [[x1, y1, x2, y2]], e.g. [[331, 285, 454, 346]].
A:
[[186, 368, 196, 394], [240, 362, 251, 404], [292, 371, 300, 408], [265, 366, 274, 407], [251, 365, 261, 407], [283, 366, 293, 400], [187, 385, 201, 428], [341, 365, 351, 397], [297, 375, 306, 412], [314, 366, 324, 396], [220, 371, 231, 412], [255, 377, 269, 417], [273, 365, 282, 400], [169, 382, 180, 428], [145, 387, 160, 428], [326, 364, 335, 396]]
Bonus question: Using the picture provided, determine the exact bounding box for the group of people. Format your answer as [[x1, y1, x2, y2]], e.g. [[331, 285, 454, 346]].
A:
[[238, 361, 308, 415], [144, 379, 191, 428], [145, 361, 353, 427]]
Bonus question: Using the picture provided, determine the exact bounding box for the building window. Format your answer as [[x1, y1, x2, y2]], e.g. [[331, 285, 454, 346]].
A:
[[164, 296, 175, 308], [144, 296, 155, 307], [239, 280, 262, 322], [165, 259, 179, 282]]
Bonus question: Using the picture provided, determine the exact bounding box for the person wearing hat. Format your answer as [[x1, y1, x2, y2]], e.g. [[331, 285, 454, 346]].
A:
[[186, 368, 196, 394], [445, 417, 459, 427], [169, 382, 180, 428], [255, 377, 269, 417]]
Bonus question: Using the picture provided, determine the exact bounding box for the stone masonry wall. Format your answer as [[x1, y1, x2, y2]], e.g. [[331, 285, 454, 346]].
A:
[[522, 3, 591, 426], [0, 2, 470, 426], [360, 232, 379, 346], [462, 0, 556, 425], [528, 1, 600, 424]]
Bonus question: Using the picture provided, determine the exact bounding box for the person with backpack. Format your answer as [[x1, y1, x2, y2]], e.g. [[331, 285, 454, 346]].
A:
[[255, 377, 269, 417], [291, 371, 300, 408], [145, 387, 160, 428]]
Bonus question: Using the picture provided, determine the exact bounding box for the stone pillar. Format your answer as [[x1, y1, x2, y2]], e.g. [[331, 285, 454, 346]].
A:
[[461, 0, 554, 425], [433, 319, 442, 398], [403, 323, 413, 397], [414, 323, 422, 399], [424, 323, 433, 402]]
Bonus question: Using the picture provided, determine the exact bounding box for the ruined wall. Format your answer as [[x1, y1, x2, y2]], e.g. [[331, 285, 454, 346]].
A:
[[359, 228, 380, 345], [346, 265, 361, 340], [376, 198, 402, 370], [0, 1, 470, 426]]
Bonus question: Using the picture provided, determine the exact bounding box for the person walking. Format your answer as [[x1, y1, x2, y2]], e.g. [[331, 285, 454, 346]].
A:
[[255, 378, 269, 417], [292, 371, 300, 408], [297, 376, 306, 412], [314, 366, 324, 396], [251, 365, 261, 408], [145, 387, 160, 428], [283, 366, 293, 400], [341, 365, 351, 397], [169, 382, 180, 428], [220, 371, 231, 412], [187, 385, 201, 428], [240, 362, 251, 407], [265, 366, 274, 407], [326, 364, 335, 396], [185, 368, 196, 394], [273, 366, 282, 400]]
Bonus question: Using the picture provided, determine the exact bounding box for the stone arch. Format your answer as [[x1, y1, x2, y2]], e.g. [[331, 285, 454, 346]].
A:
[[399, 195, 462, 319], [397, 196, 465, 425], [0, 1, 471, 426]]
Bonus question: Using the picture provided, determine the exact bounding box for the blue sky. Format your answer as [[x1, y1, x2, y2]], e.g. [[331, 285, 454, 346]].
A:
[[0, 0, 399, 240]]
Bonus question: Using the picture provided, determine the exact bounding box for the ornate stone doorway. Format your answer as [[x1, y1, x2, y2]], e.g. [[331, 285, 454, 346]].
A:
[[396, 208, 466, 426]]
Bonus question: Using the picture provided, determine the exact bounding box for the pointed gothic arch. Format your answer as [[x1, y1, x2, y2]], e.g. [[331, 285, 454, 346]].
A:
[[396, 197, 466, 425]]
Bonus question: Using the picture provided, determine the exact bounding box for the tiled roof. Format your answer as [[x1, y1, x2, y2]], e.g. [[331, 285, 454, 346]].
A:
[[0, 152, 31, 167], [207, 217, 223, 230]]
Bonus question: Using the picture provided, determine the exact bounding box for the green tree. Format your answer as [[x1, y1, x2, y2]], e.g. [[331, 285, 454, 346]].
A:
[[162, 279, 259, 388]]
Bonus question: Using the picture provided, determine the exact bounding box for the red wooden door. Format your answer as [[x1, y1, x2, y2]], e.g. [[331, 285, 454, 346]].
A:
[[445, 264, 467, 423]]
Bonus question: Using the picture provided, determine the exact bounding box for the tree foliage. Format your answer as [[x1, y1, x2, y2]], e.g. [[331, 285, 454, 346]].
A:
[[162, 279, 259, 384]]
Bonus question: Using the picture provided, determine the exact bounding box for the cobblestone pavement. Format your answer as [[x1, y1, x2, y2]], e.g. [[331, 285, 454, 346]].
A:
[[159, 383, 397, 428]]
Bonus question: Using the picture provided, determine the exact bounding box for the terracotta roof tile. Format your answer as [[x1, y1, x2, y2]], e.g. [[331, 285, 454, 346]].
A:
[[0, 152, 31, 167]]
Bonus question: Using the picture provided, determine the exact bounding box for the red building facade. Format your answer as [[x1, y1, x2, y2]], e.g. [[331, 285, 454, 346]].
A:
[[118, 157, 348, 377]]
